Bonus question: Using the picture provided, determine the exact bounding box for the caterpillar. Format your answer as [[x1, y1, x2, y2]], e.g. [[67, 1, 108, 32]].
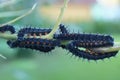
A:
[[54, 33, 114, 48], [17, 27, 52, 39], [17, 25, 114, 50], [0, 25, 17, 49], [5, 24, 66, 52], [7, 38, 60, 52], [0, 24, 118, 60], [17, 24, 68, 39], [16, 24, 68, 52], [66, 42, 118, 60], [71, 40, 113, 48], [0, 25, 15, 34], [14, 24, 67, 52], [54, 33, 113, 41]]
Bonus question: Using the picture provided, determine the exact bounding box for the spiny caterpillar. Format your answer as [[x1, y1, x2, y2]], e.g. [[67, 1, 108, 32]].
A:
[[17, 27, 52, 39], [0, 25, 15, 34], [7, 38, 60, 52], [66, 41, 118, 60], [7, 25, 61, 52], [0, 24, 119, 60]]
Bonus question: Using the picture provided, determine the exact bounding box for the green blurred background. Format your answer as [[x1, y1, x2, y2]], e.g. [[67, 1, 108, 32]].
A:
[[0, 0, 120, 80]]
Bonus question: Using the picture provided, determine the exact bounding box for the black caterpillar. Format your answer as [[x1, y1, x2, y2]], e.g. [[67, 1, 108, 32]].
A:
[[67, 42, 118, 60], [0, 24, 119, 60], [6, 24, 67, 52], [15, 24, 66, 52], [7, 38, 60, 52], [71, 39, 113, 48], [17, 27, 52, 39], [54, 33, 114, 48], [16, 24, 68, 52], [54, 33, 113, 41], [0, 25, 15, 34], [17, 24, 67, 39]]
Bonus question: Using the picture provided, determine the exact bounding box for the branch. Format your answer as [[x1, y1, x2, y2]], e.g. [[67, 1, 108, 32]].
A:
[[0, 0, 119, 54], [92, 42, 120, 53], [0, 3, 37, 27], [0, 9, 30, 18], [0, 0, 70, 40], [0, 0, 21, 8], [41, 0, 70, 39], [0, 3, 37, 40], [0, 54, 7, 60], [0, 33, 17, 40]]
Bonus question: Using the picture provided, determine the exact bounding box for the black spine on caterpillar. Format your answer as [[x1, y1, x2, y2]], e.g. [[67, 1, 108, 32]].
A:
[[7, 38, 60, 52], [66, 42, 118, 60], [54, 33, 114, 48], [0, 25, 15, 34]]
